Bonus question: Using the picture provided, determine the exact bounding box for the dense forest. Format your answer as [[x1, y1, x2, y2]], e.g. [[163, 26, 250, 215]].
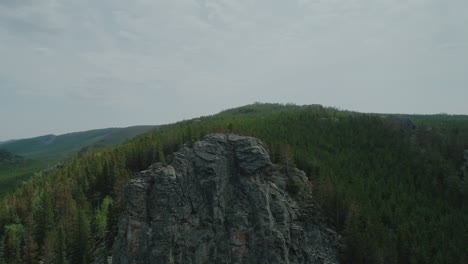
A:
[[0, 150, 48, 197], [0, 103, 466, 264], [0, 126, 157, 196]]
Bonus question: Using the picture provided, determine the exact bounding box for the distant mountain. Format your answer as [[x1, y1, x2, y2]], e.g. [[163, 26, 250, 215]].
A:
[[0, 126, 158, 195], [0, 125, 157, 160], [0, 139, 16, 146]]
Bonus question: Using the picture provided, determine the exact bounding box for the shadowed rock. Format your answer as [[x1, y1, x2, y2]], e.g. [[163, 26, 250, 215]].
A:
[[112, 134, 339, 264]]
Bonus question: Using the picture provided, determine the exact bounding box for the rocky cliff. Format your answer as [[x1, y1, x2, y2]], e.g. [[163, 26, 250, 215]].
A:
[[112, 134, 340, 264]]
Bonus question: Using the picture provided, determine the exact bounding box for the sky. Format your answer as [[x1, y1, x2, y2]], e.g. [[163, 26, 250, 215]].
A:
[[0, 0, 467, 141]]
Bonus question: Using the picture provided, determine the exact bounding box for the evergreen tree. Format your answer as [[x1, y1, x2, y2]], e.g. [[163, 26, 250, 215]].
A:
[[0, 234, 6, 264], [23, 227, 40, 264], [32, 191, 54, 245], [3, 224, 25, 264], [54, 225, 69, 264], [71, 211, 91, 264]]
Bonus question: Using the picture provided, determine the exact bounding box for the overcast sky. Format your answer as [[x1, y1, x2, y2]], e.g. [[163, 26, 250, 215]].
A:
[[0, 0, 467, 140]]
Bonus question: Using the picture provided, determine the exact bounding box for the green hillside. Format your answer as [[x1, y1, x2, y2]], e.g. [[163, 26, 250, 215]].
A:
[[0, 126, 157, 160], [0, 103, 466, 264], [0, 126, 157, 196], [0, 160, 49, 196], [0, 140, 16, 146]]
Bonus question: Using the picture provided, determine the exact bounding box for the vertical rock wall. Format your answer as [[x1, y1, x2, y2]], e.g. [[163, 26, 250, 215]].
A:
[[112, 134, 340, 264]]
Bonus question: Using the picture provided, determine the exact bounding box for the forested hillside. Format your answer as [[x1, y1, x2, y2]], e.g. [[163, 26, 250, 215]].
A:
[[0, 126, 157, 160], [0, 150, 49, 197], [0, 103, 466, 264], [0, 126, 157, 196]]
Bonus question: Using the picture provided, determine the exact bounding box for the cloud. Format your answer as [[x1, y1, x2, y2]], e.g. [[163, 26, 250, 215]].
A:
[[0, 0, 65, 35], [0, 0, 467, 139]]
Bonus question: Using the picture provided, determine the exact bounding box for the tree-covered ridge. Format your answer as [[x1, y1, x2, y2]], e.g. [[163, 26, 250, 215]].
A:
[[0, 125, 157, 160], [0, 103, 466, 264], [0, 126, 158, 197]]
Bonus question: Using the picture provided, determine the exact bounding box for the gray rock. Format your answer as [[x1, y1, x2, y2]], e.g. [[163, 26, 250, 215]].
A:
[[112, 134, 339, 264]]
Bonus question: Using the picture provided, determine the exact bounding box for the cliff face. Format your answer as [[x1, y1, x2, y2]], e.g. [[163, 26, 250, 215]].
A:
[[112, 134, 340, 264]]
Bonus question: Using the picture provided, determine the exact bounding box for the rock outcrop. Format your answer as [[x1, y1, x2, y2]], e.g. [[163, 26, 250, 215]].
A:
[[112, 134, 340, 264]]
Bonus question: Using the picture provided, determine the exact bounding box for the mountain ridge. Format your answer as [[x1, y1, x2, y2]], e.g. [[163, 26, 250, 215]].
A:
[[0, 103, 466, 264], [0, 125, 158, 160], [0, 125, 158, 196]]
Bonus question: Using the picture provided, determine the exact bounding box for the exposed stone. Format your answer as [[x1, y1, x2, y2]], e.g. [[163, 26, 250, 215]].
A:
[[112, 134, 339, 264]]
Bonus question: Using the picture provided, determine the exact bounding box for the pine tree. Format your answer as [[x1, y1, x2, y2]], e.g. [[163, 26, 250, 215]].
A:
[[71, 211, 91, 264], [54, 225, 69, 264], [23, 227, 39, 264], [158, 145, 166, 164], [0, 234, 6, 264], [95, 196, 113, 243], [32, 191, 54, 245], [3, 224, 25, 264], [281, 144, 294, 176]]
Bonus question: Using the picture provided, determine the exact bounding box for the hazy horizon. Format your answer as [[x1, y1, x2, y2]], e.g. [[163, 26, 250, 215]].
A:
[[1, 0, 467, 141], [2, 102, 467, 142]]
